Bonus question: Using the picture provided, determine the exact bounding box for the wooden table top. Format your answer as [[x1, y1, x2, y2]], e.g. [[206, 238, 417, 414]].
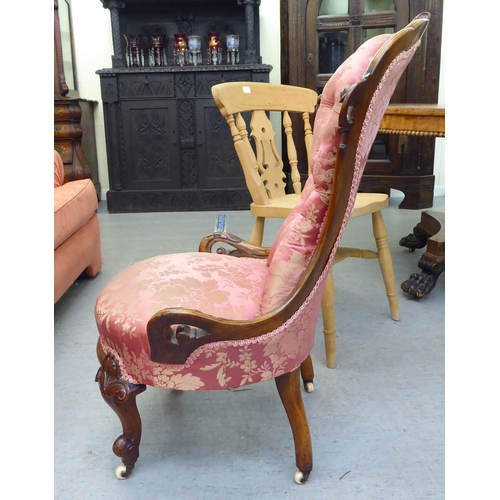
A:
[[380, 103, 445, 137]]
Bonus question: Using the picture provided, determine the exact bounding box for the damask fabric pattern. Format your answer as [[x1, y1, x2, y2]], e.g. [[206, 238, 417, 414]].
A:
[[96, 253, 269, 360], [95, 251, 326, 390], [261, 34, 391, 313], [99, 274, 327, 391], [95, 33, 412, 391]]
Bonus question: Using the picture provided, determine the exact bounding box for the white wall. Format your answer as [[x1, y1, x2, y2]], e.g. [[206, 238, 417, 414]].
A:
[[71, 1, 113, 196], [70, 0, 444, 199], [433, 3, 445, 196], [259, 0, 281, 84]]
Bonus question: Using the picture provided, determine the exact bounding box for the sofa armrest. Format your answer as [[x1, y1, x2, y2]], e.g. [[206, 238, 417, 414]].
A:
[[54, 179, 98, 249], [54, 150, 65, 188]]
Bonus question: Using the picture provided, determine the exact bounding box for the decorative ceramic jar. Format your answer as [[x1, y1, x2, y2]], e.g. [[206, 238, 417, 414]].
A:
[[174, 33, 188, 66], [226, 34, 240, 65], [208, 32, 222, 65], [124, 34, 144, 67], [187, 35, 202, 66]]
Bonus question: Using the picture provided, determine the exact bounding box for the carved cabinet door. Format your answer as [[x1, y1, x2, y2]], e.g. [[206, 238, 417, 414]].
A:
[[121, 99, 181, 191], [196, 99, 248, 190]]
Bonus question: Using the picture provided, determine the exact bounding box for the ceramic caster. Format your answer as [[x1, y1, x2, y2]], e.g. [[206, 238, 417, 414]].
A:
[[294, 470, 310, 484], [115, 463, 133, 479], [303, 380, 314, 393], [116, 465, 127, 479]]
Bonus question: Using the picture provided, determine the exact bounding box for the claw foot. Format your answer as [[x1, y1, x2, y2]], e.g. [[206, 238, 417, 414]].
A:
[[401, 258, 444, 298], [399, 226, 429, 252]]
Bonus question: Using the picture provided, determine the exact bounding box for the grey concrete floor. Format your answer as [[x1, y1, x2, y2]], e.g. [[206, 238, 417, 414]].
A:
[[54, 196, 445, 499]]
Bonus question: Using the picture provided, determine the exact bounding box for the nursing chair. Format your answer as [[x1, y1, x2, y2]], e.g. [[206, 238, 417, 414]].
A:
[[94, 13, 429, 485], [212, 81, 400, 370]]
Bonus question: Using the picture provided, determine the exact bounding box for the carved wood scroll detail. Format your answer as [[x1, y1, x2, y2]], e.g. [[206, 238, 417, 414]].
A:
[[199, 231, 270, 259], [95, 340, 147, 477]]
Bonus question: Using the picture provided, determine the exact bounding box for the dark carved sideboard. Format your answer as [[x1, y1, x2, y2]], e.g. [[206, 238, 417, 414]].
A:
[[98, 0, 271, 212], [99, 65, 271, 212]]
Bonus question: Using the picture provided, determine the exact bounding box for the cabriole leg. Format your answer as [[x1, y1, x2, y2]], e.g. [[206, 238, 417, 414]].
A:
[[96, 340, 146, 479], [275, 367, 313, 484]]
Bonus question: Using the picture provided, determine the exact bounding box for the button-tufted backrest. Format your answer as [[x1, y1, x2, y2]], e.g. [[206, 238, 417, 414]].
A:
[[260, 34, 392, 314]]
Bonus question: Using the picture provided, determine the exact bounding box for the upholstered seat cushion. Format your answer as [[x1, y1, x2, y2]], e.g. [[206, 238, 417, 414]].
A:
[[53, 149, 99, 249], [95, 251, 324, 390], [96, 252, 269, 341]]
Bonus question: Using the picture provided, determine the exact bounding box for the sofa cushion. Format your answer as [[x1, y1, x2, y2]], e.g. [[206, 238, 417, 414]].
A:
[[54, 179, 98, 249], [54, 213, 103, 303]]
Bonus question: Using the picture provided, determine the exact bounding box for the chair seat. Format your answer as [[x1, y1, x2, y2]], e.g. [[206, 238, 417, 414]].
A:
[[251, 192, 388, 220], [95, 252, 318, 391], [351, 192, 389, 218], [250, 193, 302, 218], [95, 252, 269, 346]]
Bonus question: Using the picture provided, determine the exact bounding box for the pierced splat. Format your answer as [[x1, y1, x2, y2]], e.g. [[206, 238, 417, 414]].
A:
[[214, 82, 318, 210], [250, 110, 287, 199]]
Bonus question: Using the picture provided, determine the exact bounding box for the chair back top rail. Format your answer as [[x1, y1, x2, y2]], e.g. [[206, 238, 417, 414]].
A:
[[212, 82, 318, 116]]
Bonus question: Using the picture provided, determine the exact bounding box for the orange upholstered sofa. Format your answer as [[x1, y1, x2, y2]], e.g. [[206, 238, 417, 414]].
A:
[[54, 150, 102, 303]]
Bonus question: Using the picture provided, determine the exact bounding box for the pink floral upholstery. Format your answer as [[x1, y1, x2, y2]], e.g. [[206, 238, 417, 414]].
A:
[[96, 253, 268, 339], [95, 32, 421, 391], [261, 34, 391, 313], [99, 273, 327, 390], [96, 251, 328, 390]]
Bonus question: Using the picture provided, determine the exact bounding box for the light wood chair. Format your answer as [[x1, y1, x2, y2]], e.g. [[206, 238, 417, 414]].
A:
[[212, 81, 400, 369]]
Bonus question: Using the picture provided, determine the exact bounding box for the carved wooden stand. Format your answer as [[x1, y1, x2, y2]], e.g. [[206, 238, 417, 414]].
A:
[[399, 210, 445, 298], [378, 104, 445, 299], [96, 341, 146, 478]]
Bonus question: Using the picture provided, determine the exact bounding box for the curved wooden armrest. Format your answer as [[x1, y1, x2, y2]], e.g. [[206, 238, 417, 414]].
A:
[[198, 232, 270, 259], [147, 307, 285, 365]]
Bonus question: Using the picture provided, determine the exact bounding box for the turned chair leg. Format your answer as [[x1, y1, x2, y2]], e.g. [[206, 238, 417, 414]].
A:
[[96, 341, 146, 479], [372, 211, 400, 321], [249, 216, 266, 246], [300, 354, 315, 393], [275, 367, 313, 484], [321, 270, 337, 369]]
